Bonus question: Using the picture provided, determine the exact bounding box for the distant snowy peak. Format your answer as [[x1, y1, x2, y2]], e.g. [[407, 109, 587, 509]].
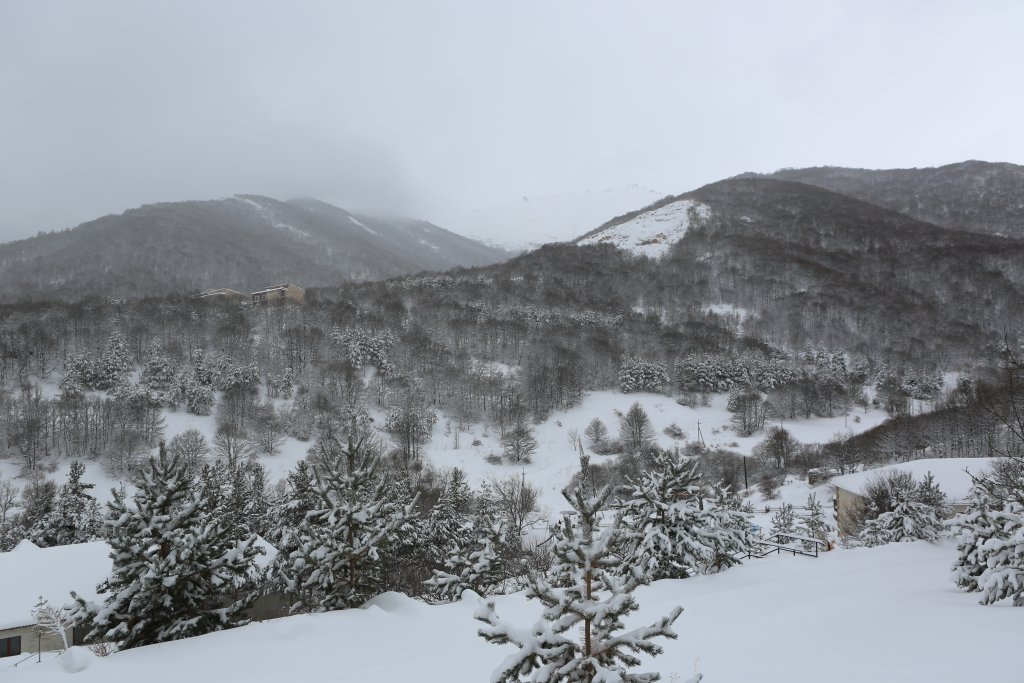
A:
[[442, 184, 666, 251], [576, 199, 711, 258]]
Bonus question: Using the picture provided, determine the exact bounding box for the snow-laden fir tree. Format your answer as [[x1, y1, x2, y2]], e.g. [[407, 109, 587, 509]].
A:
[[618, 355, 670, 394], [426, 521, 510, 601], [702, 483, 754, 572], [798, 493, 831, 551], [93, 330, 134, 391], [140, 343, 176, 392], [617, 451, 714, 579], [950, 478, 1024, 606], [951, 484, 1005, 594], [278, 432, 417, 612], [859, 475, 946, 546], [769, 503, 797, 539], [476, 458, 685, 682], [70, 444, 261, 650], [28, 461, 102, 547]]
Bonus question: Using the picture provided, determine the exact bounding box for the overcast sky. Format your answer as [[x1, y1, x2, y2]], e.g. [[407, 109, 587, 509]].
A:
[[1, 1, 1022, 239]]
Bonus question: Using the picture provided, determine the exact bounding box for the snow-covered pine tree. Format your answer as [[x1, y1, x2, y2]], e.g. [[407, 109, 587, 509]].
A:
[[769, 503, 797, 539], [476, 460, 685, 682], [29, 461, 102, 547], [951, 478, 1024, 606], [93, 330, 134, 391], [974, 501, 1024, 606], [798, 493, 831, 550], [70, 444, 261, 649], [426, 521, 509, 601], [702, 483, 754, 572], [951, 484, 1004, 594], [617, 451, 712, 579], [618, 355, 670, 394], [859, 482, 945, 546], [140, 343, 176, 392], [278, 433, 417, 612]]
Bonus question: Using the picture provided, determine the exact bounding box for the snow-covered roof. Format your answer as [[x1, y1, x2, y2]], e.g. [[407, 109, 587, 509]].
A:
[[0, 541, 112, 630], [250, 283, 304, 296], [831, 457, 995, 503]]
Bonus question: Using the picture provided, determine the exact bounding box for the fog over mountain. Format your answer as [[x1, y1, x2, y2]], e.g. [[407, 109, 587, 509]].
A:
[[3, 2, 1024, 240], [0, 195, 507, 301]]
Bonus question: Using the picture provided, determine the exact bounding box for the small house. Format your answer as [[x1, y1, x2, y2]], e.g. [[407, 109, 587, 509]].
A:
[[0, 540, 112, 658], [830, 457, 995, 536], [250, 283, 305, 304]]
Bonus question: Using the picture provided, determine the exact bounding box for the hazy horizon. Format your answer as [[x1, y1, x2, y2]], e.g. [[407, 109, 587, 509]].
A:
[[2, 1, 1023, 239]]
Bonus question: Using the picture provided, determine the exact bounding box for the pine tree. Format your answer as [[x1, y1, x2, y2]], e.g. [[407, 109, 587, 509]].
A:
[[769, 503, 797, 539], [141, 343, 176, 392], [29, 461, 102, 547], [798, 493, 831, 550], [951, 481, 1024, 606], [94, 330, 134, 391], [974, 502, 1024, 606], [70, 445, 261, 649], [617, 452, 711, 579], [701, 483, 754, 572], [476, 467, 684, 682], [951, 485, 1004, 593], [859, 490, 944, 546], [426, 521, 509, 601], [278, 434, 418, 612]]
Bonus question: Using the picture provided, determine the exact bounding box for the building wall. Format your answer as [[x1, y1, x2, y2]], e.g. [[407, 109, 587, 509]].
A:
[[0, 624, 71, 657], [833, 485, 866, 537]]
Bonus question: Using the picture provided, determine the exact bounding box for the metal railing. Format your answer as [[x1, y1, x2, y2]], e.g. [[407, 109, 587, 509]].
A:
[[747, 532, 829, 559]]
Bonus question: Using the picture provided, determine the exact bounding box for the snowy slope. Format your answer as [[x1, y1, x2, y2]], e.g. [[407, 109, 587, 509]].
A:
[[8, 542, 1016, 682], [576, 199, 711, 258], [441, 185, 666, 251], [421, 391, 889, 519]]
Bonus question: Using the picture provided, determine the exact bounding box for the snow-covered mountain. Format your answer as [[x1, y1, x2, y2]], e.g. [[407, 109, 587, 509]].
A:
[[0, 195, 510, 302], [441, 184, 666, 251]]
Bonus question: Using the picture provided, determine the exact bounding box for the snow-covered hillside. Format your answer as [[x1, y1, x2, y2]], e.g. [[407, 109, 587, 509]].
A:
[[577, 199, 711, 258], [441, 185, 665, 251], [15, 383, 890, 525], [9, 541, 1015, 682]]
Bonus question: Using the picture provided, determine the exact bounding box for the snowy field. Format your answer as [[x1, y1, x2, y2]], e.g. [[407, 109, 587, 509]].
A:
[[7, 540, 1016, 682]]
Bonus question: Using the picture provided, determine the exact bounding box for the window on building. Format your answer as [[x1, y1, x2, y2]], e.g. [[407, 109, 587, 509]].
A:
[[0, 635, 22, 658]]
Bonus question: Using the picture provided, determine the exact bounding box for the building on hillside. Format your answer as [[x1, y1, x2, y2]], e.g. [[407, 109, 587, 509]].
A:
[[0, 537, 289, 659], [830, 457, 995, 536], [193, 288, 246, 300], [250, 283, 305, 303], [0, 540, 111, 658]]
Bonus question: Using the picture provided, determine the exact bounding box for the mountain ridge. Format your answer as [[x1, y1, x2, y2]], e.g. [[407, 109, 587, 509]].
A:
[[0, 195, 510, 302]]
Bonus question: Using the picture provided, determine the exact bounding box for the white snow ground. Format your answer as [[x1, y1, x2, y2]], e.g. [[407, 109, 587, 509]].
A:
[[6, 541, 1016, 682], [577, 200, 711, 258], [441, 185, 666, 251]]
